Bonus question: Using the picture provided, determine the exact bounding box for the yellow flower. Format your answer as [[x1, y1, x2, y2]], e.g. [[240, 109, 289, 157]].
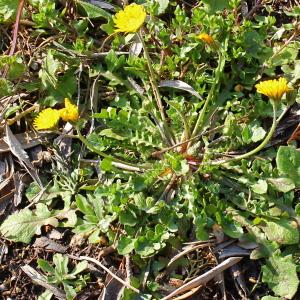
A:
[[197, 33, 214, 45], [59, 98, 79, 122], [113, 4, 146, 33], [34, 108, 60, 130], [255, 78, 293, 102]]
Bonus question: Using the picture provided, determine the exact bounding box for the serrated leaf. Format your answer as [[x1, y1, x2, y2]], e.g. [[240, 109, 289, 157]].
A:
[[262, 251, 299, 299], [0, 204, 58, 243], [276, 146, 300, 187], [0, 78, 12, 97], [39, 51, 61, 89], [134, 236, 156, 257]]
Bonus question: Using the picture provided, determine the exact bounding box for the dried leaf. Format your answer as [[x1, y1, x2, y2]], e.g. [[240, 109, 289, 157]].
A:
[[5, 125, 43, 188], [159, 80, 203, 100]]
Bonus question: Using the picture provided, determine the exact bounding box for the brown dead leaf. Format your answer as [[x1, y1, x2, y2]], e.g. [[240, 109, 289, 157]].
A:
[[0, 130, 53, 153], [5, 125, 43, 188]]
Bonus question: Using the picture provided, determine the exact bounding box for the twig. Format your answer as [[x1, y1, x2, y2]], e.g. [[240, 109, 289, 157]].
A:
[[161, 257, 243, 300], [67, 254, 140, 294], [167, 242, 215, 267], [245, 0, 263, 20], [125, 254, 132, 284], [21, 265, 66, 300]]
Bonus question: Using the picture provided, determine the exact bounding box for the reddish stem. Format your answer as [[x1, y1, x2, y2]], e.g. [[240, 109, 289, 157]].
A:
[[3, 0, 25, 77]]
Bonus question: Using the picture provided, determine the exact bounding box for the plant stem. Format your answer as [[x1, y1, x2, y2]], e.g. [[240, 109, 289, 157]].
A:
[[137, 31, 175, 146], [137, 32, 165, 120], [76, 128, 147, 171], [212, 100, 278, 165], [189, 37, 228, 143]]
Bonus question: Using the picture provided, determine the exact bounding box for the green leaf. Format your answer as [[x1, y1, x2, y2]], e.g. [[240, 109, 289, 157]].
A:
[[0, 204, 58, 243], [282, 60, 300, 84], [202, 0, 230, 14], [262, 251, 299, 299], [70, 261, 88, 276], [37, 259, 55, 274], [76, 0, 111, 20], [251, 179, 268, 194], [157, 0, 169, 15], [276, 146, 300, 187], [135, 236, 156, 257], [39, 51, 61, 89], [261, 297, 281, 300], [100, 157, 113, 171], [100, 128, 126, 141], [0, 0, 18, 21], [63, 282, 77, 300], [222, 221, 244, 238], [267, 177, 295, 192], [38, 290, 53, 300], [7, 58, 26, 80], [117, 235, 136, 255], [119, 209, 137, 226], [251, 126, 266, 142], [75, 194, 95, 216], [0, 78, 12, 97], [271, 42, 299, 66], [53, 253, 69, 276], [262, 219, 299, 245]]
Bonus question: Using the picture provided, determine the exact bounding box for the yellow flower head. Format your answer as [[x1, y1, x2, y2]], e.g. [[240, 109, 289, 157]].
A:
[[197, 33, 214, 45], [34, 108, 60, 130], [113, 4, 146, 33], [59, 98, 79, 122], [255, 77, 293, 102]]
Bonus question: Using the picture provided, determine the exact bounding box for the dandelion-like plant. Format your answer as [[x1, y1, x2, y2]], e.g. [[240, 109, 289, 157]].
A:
[[214, 77, 293, 165], [59, 98, 79, 122], [113, 4, 146, 33], [33, 108, 61, 130], [34, 98, 79, 130], [197, 33, 214, 45], [255, 77, 292, 102]]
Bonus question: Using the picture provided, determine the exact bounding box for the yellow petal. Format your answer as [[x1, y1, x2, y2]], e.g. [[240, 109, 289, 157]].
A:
[[34, 108, 60, 130], [113, 4, 146, 33], [60, 98, 79, 122], [255, 77, 293, 102], [197, 33, 214, 45]]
